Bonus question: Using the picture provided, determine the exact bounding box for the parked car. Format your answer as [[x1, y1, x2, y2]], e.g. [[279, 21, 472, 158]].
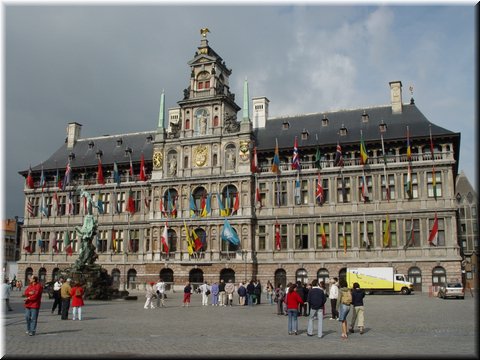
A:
[[438, 282, 464, 299]]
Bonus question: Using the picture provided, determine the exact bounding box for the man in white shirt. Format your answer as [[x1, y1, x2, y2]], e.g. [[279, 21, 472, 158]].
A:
[[198, 281, 210, 306], [155, 278, 166, 308], [51, 277, 63, 315], [329, 277, 339, 320]]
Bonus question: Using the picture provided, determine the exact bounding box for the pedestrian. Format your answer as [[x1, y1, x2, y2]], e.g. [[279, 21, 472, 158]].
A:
[[296, 281, 306, 316], [2, 279, 13, 311], [246, 280, 255, 306], [211, 281, 219, 306], [265, 280, 274, 305], [237, 282, 247, 305], [10, 278, 16, 291], [306, 279, 326, 338], [319, 280, 328, 318], [337, 278, 352, 339], [23, 276, 43, 336], [225, 279, 235, 306], [16, 280, 23, 292], [349, 282, 366, 334], [329, 277, 339, 320], [275, 284, 285, 315], [51, 277, 63, 315], [303, 283, 311, 316], [60, 278, 72, 320], [254, 280, 262, 304], [284, 283, 304, 335], [198, 281, 210, 306], [144, 282, 156, 309], [218, 279, 226, 306], [70, 281, 85, 321], [155, 278, 166, 308], [183, 282, 192, 307]]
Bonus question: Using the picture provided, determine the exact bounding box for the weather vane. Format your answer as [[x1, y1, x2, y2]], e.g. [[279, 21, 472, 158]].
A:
[[409, 85, 414, 96], [200, 28, 210, 38]]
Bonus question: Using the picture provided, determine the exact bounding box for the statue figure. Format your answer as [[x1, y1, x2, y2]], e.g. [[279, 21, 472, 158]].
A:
[[73, 214, 98, 271], [169, 155, 177, 176], [200, 116, 207, 135], [79, 188, 94, 215]]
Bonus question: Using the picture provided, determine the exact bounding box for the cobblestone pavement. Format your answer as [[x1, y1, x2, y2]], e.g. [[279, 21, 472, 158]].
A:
[[1, 289, 478, 358]]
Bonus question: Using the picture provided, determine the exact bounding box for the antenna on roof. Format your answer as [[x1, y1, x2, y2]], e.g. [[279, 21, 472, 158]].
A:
[[409, 85, 415, 105]]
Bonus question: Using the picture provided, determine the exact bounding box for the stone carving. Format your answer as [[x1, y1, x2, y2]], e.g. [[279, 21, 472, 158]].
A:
[[224, 114, 240, 133], [239, 140, 250, 162]]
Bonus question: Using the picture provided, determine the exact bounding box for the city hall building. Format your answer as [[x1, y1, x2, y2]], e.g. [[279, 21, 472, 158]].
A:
[[18, 31, 462, 293]]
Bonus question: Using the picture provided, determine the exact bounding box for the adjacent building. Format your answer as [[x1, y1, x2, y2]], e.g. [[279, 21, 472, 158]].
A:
[[17, 31, 463, 293]]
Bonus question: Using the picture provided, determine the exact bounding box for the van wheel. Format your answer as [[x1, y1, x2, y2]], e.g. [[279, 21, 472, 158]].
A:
[[401, 288, 409, 295]]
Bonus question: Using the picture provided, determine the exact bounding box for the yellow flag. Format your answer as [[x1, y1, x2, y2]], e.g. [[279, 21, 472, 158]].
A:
[[184, 220, 194, 255]]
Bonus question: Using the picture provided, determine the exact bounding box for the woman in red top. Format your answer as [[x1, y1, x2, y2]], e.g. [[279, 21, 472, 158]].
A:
[[70, 282, 85, 320], [284, 283, 304, 335], [24, 276, 43, 336]]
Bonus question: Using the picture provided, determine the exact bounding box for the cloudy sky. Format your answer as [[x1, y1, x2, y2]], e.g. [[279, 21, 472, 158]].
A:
[[2, 4, 476, 220]]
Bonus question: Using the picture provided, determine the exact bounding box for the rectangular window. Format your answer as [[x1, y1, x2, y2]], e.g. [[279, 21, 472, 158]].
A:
[[198, 82, 204, 90], [315, 223, 330, 249], [300, 179, 309, 205], [259, 182, 267, 207], [129, 229, 140, 253], [118, 192, 126, 213], [404, 172, 419, 199], [58, 195, 66, 216], [55, 231, 64, 252], [337, 176, 351, 203], [32, 197, 39, 217], [102, 193, 110, 215], [274, 181, 288, 206], [338, 222, 352, 249], [429, 217, 445, 246], [280, 224, 288, 249], [205, 80, 210, 89], [358, 175, 373, 202], [405, 219, 420, 248], [97, 230, 108, 253], [295, 224, 309, 249], [28, 232, 36, 253], [116, 230, 124, 253], [359, 221, 374, 248], [320, 178, 329, 204], [144, 229, 150, 252], [381, 174, 396, 200], [258, 225, 266, 250], [427, 171, 443, 198], [382, 218, 397, 247]]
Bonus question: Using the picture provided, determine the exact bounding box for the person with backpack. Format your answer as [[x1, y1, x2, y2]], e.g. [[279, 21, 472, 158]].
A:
[[337, 278, 352, 339], [349, 282, 366, 334], [69, 281, 85, 321], [306, 279, 326, 338]]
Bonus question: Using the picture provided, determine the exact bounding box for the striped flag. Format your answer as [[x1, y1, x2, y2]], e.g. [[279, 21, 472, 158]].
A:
[[360, 131, 368, 165], [23, 236, 32, 254], [316, 173, 324, 205], [192, 229, 202, 252], [40, 194, 49, 217], [190, 194, 197, 217], [291, 136, 300, 170], [111, 228, 117, 252], [271, 138, 280, 174], [405, 163, 413, 199], [320, 222, 327, 249], [334, 143, 344, 167], [139, 153, 146, 181], [184, 220, 194, 256], [275, 221, 281, 250], [251, 146, 259, 173], [406, 126, 412, 161], [64, 230, 73, 256], [255, 186, 262, 209], [232, 191, 240, 215], [161, 223, 170, 254], [27, 198, 34, 217], [428, 213, 439, 246]]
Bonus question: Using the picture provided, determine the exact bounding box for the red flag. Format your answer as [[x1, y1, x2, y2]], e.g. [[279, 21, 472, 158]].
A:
[[233, 191, 240, 214], [161, 223, 170, 254], [26, 166, 34, 189], [139, 153, 146, 181], [97, 159, 105, 185], [23, 236, 32, 254], [275, 221, 281, 250], [256, 187, 262, 208], [127, 190, 135, 214], [192, 229, 203, 252], [428, 213, 439, 246], [251, 146, 259, 173], [316, 173, 324, 205], [27, 198, 34, 217]]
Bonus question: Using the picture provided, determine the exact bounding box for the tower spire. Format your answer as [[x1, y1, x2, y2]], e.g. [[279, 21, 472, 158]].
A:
[[242, 77, 250, 123], [158, 90, 165, 130]]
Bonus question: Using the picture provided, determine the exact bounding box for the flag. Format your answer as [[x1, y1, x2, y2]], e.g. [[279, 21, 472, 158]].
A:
[[383, 214, 391, 248], [363, 214, 369, 248], [275, 221, 281, 250], [316, 173, 324, 205], [62, 162, 71, 190], [255, 186, 262, 209], [129, 154, 134, 180], [271, 138, 280, 174], [432, 166, 437, 200], [111, 228, 117, 252], [232, 191, 239, 215], [404, 219, 415, 249], [428, 213, 439, 246], [37, 229, 44, 252], [126, 190, 135, 214], [225, 187, 231, 216], [111, 190, 120, 214], [40, 194, 48, 217], [291, 136, 300, 170], [26, 166, 34, 189], [342, 223, 347, 254], [159, 197, 166, 217], [360, 131, 368, 165], [52, 192, 59, 217], [55, 168, 62, 188], [23, 235, 32, 254], [190, 194, 197, 217], [192, 229, 203, 251], [361, 173, 368, 202], [97, 159, 105, 185], [251, 146, 259, 173], [184, 220, 194, 256], [406, 126, 411, 161], [294, 172, 301, 205], [113, 161, 121, 186], [64, 230, 73, 256], [334, 143, 344, 167], [27, 198, 34, 217], [314, 146, 322, 169], [201, 193, 211, 217], [171, 195, 178, 218], [405, 164, 413, 199], [142, 188, 151, 213], [139, 153, 146, 181], [50, 231, 58, 253], [221, 218, 240, 246], [39, 166, 46, 191], [320, 222, 327, 249], [96, 193, 104, 214], [381, 133, 388, 166], [161, 223, 170, 254], [200, 192, 207, 217], [67, 192, 74, 216]]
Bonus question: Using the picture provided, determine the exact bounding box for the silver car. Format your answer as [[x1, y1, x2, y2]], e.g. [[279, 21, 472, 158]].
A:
[[438, 282, 464, 299]]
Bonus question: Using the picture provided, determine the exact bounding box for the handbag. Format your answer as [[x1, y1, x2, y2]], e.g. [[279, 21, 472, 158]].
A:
[[206, 290, 211, 296]]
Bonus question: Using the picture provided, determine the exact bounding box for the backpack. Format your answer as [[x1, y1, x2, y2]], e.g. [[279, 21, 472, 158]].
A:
[[341, 289, 352, 305], [75, 288, 82, 297]]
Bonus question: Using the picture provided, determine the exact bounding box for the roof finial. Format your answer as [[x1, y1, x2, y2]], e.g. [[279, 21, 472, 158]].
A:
[[158, 89, 165, 130], [242, 78, 250, 123], [409, 84, 415, 104], [200, 28, 210, 38]]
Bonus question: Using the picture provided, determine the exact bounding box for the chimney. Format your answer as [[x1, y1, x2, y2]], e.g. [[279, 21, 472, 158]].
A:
[[66, 122, 82, 149], [389, 81, 403, 114], [252, 96, 269, 129]]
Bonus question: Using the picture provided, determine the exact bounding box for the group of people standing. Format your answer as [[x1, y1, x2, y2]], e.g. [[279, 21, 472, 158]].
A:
[[143, 278, 166, 309]]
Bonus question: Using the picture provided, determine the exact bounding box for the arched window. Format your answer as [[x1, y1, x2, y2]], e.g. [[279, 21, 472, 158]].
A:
[[127, 269, 137, 290], [52, 268, 60, 282], [213, 115, 219, 127], [38, 268, 47, 284], [162, 188, 178, 218], [317, 268, 329, 284], [185, 119, 190, 130], [432, 266, 446, 286], [221, 184, 238, 216], [167, 229, 177, 252], [220, 268, 235, 283], [160, 268, 174, 291], [192, 186, 208, 217], [274, 269, 287, 288], [408, 266, 422, 292], [189, 268, 204, 285], [296, 268, 308, 284], [111, 269, 121, 289], [25, 268, 33, 284], [338, 268, 347, 286]]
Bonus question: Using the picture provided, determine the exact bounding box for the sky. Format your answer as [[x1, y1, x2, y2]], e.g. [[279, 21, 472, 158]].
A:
[[1, 3, 477, 220]]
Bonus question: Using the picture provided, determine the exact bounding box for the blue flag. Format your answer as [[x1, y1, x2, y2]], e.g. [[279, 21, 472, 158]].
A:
[[221, 218, 240, 246]]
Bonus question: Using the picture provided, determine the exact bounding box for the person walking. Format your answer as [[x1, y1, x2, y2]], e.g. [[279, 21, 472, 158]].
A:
[[306, 279, 326, 338], [349, 282, 366, 334], [51, 277, 63, 315], [60, 278, 72, 320], [2, 279, 13, 311], [144, 282, 156, 309], [254, 280, 262, 304], [285, 283, 304, 335], [70, 281, 85, 321], [225, 279, 235, 306], [246, 280, 255, 306], [218, 279, 226, 306], [296, 281, 305, 316], [198, 281, 210, 306], [210, 281, 219, 306], [329, 277, 339, 320], [16, 280, 23, 292], [265, 280, 274, 305], [237, 282, 247, 306], [275, 284, 285, 315], [183, 282, 192, 307], [23, 276, 43, 336], [155, 278, 166, 308], [337, 278, 352, 339]]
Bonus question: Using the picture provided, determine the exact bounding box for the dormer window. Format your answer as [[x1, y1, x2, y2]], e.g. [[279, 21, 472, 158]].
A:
[[124, 147, 132, 157], [116, 138, 123, 146], [301, 129, 309, 140], [361, 110, 369, 123], [282, 121, 290, 130], [88, 141, 95, 149], [379, 120, 387, 133], [146, 135, 153, 143], [322, 115, 329, 127], [339, 124, 348, 136], [96, 150, 103, 159], [68, 152, 75, 161], [197, 71, 210, 90]]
